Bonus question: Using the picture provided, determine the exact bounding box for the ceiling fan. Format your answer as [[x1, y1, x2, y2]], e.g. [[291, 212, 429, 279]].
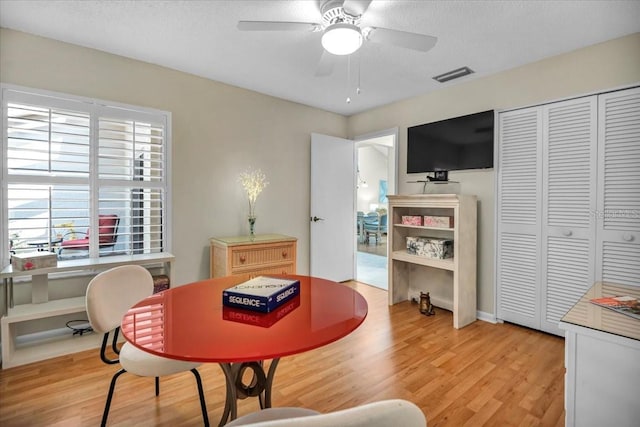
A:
[[237, 0, 438, 77]]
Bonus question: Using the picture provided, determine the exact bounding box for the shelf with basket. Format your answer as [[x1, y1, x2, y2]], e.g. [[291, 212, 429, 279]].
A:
[[387, 194, 477, 329]]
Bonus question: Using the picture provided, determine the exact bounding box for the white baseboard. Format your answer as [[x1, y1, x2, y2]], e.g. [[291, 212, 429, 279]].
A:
[[476, 310, 497, 324]]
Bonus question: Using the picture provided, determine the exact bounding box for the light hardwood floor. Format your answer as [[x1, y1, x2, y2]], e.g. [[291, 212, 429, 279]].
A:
[[0, 282, 565, 426]]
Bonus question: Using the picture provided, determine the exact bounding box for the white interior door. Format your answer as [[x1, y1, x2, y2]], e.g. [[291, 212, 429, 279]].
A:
[[310, 133, 355, 282]]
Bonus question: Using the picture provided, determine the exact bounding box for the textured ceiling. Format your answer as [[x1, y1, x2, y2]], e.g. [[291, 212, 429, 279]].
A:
[[1, 0, 639, 116]]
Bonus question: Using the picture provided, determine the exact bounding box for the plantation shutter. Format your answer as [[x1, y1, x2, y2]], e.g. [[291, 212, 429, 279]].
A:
[[2, 85, 171, 264], [97, 107, 167, 255], [4, 93, 91, 251]]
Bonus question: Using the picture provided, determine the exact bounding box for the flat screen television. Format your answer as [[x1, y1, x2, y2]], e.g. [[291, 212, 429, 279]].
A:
[[407, 110, 495, 174]]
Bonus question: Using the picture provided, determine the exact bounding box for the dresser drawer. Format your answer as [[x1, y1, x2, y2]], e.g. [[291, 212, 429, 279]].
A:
[[210, 235, 297, 278], [231, 243, 294, 268], [231, 262, 295, 276]]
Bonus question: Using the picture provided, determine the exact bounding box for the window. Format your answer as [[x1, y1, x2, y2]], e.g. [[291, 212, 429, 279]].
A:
[[1, 85, 171, 264]]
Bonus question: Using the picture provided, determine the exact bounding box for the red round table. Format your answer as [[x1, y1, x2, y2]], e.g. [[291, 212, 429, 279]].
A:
[[120, 274, 368, 425]]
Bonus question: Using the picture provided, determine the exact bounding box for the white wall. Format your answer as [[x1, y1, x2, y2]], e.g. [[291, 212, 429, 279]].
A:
[[347, 32, 640, 314]]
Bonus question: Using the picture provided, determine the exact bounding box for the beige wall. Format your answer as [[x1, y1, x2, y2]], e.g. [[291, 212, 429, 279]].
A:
[[348, 32, 640, 315], [0, 28, 347, 286], [1, 28, 639, 316]]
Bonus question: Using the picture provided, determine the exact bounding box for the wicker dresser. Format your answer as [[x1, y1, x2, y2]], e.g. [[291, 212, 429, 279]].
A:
[[209, 234, 297, 278]]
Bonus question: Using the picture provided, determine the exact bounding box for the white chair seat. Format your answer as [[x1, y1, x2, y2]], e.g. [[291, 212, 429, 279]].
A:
[[119, 342, 202, 378], [226, 408, 320, 426], [224, 399, 426, 427]]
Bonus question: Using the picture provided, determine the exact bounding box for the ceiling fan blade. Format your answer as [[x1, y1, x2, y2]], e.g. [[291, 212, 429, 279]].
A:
[[342, 0, 373, 17], [315, 50, 336, 77], [367, 27, 437, 52], [237, 21, 319, 31]]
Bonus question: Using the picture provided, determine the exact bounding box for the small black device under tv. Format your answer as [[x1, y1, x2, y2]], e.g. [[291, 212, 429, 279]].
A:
[[407, 110, 495, 175]]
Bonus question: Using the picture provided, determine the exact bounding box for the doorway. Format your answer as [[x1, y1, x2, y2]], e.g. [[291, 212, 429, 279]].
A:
[[354, 129, 397, 290]]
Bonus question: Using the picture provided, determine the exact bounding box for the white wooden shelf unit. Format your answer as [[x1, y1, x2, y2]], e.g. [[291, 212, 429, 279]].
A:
[[387, 194, 477, 329], [1, 253, 174, 369]]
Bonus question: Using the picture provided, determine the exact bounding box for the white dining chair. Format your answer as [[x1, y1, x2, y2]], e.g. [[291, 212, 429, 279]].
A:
[[85, 264, 209, 427], [224, 399, 426, 427]]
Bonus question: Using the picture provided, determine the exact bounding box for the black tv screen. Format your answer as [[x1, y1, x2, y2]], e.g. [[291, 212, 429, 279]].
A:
[[407, 110, 494, 173]]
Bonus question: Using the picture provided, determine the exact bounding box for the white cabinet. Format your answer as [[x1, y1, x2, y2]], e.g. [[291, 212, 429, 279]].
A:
[[388, 194, 477, 329], [559, 282, 640, 427], [497, 86, 640, 336]]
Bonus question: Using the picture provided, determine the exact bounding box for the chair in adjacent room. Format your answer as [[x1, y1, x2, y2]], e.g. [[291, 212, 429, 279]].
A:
[[224, 399, 426, 427], [362, 211, 378, 244], [59, 214, 120, 255], [363, 212, 387, 245], [356, 211, 365, 242], [85, 265, 209, 427]]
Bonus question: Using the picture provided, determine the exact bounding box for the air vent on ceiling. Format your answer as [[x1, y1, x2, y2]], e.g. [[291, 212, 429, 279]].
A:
[[433, 66, 474, 83]]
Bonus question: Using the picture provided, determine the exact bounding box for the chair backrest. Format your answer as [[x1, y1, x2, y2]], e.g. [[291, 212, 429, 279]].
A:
[[379, 213, 388, 229], [86, 265, 153, 333], [233, 399, 426, 427], [364, 212, 379, 224], [84, 215, 119, 243], [97, 214, 120, 244]]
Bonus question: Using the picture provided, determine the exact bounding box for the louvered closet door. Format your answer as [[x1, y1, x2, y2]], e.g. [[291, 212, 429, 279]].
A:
[[497, 107, 543, 329], [596, 87, 640, 287], [541, 97, 597, 336]]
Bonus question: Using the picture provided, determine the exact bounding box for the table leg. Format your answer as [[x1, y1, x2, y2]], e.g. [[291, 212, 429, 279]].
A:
[[261, 358, 279, 409], [218, 363, 239, 426], [217, 358, 280, 426]]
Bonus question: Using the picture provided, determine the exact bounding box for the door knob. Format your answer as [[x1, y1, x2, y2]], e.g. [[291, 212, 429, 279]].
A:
[[622, 233, 634, 242], [311, 216, 324, 222]]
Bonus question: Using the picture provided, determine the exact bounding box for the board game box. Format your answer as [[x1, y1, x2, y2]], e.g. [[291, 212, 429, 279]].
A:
[[222, 276, 300, 313]]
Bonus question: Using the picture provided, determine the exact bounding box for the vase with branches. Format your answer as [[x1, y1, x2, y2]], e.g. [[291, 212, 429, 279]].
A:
[[239, 168, 268, 239]]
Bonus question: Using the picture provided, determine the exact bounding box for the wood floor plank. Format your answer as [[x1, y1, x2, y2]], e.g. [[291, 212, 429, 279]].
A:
[[0, 282, 565, 426]]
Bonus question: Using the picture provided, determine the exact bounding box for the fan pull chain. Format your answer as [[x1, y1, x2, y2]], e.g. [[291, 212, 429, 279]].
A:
[[356, 50, 361, 95], [346, 55, 352, 103]]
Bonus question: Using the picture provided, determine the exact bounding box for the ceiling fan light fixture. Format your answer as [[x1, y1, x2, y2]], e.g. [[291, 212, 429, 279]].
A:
[[321, 23, 363, 55]]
